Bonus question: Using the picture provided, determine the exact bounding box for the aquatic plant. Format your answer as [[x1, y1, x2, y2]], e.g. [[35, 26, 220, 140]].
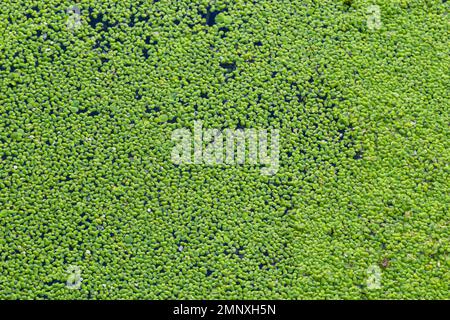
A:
[[0, 0, 448, 299]]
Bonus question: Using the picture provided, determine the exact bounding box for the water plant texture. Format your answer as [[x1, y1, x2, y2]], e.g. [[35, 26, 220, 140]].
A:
[[0, 0, 449, 299]]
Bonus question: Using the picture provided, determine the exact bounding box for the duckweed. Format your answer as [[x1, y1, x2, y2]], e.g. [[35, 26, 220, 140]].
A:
[[0, 0, 448, 299]]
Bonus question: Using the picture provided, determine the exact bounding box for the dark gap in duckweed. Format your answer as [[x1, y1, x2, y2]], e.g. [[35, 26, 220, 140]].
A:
[[100, 56, 109, 64], [87, 11, 108, 30], [76, 108, 88, 115], [200, 6, 227, 26], [93, 38, 111, 52], [218, 27, 230, 36], [353, 150, 364, 160], [135, 89, 142, 100], [58, 42, 67, 51], [142, 48, 150, 59], [219, 61, 236, 72], [167, 116, 178, 124]]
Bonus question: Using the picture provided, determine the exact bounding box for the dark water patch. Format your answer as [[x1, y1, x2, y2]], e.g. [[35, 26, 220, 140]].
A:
[[219, 61, 236, 72]]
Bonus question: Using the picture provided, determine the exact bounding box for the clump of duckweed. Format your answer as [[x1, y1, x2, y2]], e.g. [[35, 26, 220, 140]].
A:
[[0, 0, 448, 299]]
